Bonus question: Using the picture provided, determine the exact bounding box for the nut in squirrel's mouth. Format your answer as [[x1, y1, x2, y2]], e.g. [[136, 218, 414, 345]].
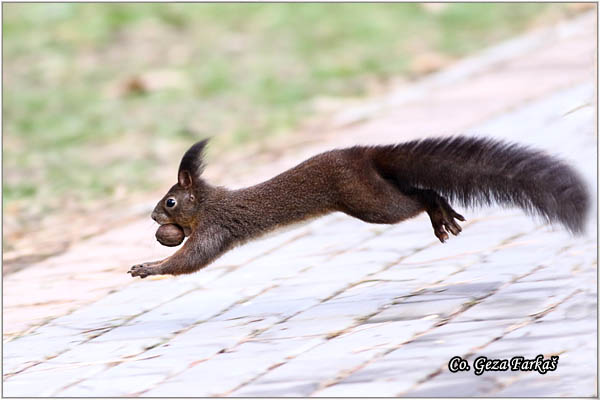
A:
[[159, 223, 191, 237]]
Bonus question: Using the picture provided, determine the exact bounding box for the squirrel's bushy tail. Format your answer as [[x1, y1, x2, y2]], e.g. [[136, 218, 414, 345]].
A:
[[370, 136, 589, 233]]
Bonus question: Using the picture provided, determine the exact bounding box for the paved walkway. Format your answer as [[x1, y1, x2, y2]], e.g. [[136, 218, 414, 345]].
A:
[[3, 12, 597, 397]]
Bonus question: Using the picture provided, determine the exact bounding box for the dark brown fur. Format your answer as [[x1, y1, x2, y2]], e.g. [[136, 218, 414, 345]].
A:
[[129, 137, 588, 278]]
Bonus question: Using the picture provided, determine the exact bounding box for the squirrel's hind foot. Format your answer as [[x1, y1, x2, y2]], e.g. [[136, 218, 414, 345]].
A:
[[424, 194, 465, 243]]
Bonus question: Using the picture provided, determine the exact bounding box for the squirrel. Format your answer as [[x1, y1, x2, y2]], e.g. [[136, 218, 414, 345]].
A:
[[129, 136, 589, 278]]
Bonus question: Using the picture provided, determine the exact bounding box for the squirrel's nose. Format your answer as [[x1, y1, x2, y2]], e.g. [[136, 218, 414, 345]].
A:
[[151, 211, 159, 222]]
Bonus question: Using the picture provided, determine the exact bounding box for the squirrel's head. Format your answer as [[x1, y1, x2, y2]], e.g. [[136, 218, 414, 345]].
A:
[[151, 139, 209, 236]]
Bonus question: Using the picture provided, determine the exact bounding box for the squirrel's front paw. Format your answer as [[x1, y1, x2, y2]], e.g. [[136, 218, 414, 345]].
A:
[[128, 263, 161, 279]]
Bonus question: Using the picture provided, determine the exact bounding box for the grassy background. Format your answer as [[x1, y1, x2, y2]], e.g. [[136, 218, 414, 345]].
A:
[[3, 3, 584, 253]]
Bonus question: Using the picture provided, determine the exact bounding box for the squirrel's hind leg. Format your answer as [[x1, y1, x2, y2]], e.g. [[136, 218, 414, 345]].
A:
[[338, 169, 465, 242], [338, 171, 426, 224]]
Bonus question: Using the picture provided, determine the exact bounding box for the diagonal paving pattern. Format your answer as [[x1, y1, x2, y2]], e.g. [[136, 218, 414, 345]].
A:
[[3, 12, 596, 397]]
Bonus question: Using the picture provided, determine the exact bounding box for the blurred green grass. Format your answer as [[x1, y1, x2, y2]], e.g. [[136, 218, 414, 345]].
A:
[[3, 3, 578, 232]]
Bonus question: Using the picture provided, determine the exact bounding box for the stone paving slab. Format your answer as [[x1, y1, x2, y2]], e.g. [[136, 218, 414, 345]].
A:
[[3, 12, 597, 397]]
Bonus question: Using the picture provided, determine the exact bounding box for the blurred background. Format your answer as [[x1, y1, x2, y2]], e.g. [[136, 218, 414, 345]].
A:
[[2, 3, 592, 271]]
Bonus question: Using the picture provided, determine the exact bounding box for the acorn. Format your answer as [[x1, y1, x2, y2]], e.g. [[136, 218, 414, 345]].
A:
[[156, 224, 185, 247]]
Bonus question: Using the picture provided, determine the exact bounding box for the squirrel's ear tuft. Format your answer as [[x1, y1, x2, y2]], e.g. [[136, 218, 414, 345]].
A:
[[178, 138, 209, 188]]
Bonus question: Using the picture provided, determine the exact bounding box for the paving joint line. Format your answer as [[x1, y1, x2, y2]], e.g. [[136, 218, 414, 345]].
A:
[[221, 234, 481, 395], [310, 255, 550, 395], [221, 222, 540, 395], [3, 283, 208, 380], [400, 288, 583, 396], [57, 283, 280, 397], [5, 222, 313, 383], [3, 224, 311, 345], [131, 228, 394, 395], [189, 228, 433, 395]]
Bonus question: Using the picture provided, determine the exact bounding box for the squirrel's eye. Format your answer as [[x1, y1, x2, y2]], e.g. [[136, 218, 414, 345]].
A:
[[166, 198, 177, 208]]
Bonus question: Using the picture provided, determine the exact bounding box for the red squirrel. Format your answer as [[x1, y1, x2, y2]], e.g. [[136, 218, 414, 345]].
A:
[[129, 137, 589, 278]]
